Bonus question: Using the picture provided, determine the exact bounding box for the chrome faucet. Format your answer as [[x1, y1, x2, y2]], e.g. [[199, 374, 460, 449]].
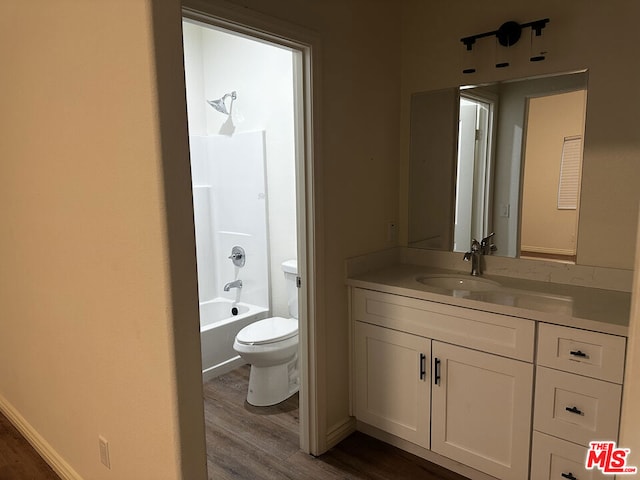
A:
[[463, 233, 496, 276], [463, 240, 482, 276], [223, 279, 243, 291]]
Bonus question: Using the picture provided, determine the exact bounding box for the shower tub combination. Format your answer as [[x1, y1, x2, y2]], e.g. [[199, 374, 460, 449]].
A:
[[200, 298, 269, 382], [189, 132, 271, 381]]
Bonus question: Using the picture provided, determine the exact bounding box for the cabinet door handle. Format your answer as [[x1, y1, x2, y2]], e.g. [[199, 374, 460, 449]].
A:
[[565, 406, 584, 415], [419, 353, 426, 380], [561, 473, 577, 480], [434, 358, 441, 385], [569, 350, 587, 358]]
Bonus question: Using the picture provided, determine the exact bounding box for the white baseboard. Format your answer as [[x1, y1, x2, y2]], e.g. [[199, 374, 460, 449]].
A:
[[520, 245, 575, 256], [325, 416, 356, 450], [0, 394, 82, 480], [202, 356, 247, 383]]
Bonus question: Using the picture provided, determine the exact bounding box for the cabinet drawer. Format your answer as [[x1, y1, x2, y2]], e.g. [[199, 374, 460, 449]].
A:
[[534, 367, 621, 447], [352, 288, 535, 361], [531, 431, 607, 480], [537, 323, 626, 383]]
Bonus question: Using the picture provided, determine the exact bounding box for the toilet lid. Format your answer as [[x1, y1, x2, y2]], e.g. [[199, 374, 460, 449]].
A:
[[236, 317, 298, 345]]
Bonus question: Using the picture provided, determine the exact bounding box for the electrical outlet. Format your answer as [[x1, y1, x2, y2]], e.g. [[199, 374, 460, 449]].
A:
[[387, 221, 398, 242], [99, 436, 111, 469]]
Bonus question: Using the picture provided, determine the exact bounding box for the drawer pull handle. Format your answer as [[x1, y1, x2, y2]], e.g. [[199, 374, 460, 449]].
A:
[[565, 406, 584, 415], [569, 350, 587, 358], [419, 353, 426, 380], [561, 473, 577, 480], [434, 358, 441, 385]]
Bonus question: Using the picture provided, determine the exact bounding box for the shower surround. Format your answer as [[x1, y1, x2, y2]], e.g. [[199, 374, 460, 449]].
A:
[[190, 131, 270, 380]]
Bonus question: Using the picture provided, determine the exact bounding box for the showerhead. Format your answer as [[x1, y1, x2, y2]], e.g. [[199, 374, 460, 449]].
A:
[[206, 91, 237, 115], [207, 98, 229, 115]]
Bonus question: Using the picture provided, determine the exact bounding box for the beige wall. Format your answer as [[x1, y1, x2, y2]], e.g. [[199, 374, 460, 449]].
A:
[[400, 0, 640, 270], [0, 1, 206, 479]]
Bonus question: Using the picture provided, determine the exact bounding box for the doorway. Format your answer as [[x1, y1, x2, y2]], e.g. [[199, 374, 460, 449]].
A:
[[454, 93, 495, 252], [181, 6, 316, 456]]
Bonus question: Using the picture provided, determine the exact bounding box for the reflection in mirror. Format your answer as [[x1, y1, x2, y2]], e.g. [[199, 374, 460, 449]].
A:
[[408, 71, 588, 262], [454, 92, 495, 252], [519, 89, 586, 263], [408, 88, 458, 250]]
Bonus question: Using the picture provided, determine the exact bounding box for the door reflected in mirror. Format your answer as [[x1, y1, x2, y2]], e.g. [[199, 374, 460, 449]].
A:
[[519, 89, 586, 263], [408, 71, 588, 262], [454, 93, 495, 253]]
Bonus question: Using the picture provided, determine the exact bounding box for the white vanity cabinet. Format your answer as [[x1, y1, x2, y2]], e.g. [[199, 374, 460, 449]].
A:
[[530, 324, 626, 480], [352, 287, 535, 480]]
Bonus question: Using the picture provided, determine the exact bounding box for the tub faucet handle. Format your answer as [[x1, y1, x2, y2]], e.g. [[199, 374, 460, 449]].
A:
[[228, 246, 246, 267]]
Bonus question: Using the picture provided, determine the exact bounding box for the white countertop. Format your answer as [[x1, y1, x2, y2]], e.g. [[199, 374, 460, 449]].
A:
[[347, 264, 631, 336]]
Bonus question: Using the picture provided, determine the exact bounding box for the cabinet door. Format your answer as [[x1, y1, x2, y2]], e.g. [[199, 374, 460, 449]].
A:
[[354, 321, 431, 449], [431, 341, 533, 480]]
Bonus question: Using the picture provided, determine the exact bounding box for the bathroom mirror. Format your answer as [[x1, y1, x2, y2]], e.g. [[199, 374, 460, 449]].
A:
[[408, 70, 588, 261]]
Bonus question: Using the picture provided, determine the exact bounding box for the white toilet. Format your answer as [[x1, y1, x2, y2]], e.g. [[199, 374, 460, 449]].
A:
[[233, 260, 299, 406]]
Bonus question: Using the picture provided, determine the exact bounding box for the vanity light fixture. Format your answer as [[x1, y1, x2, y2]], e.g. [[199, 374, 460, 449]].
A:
[[461, 18, 549, 73]]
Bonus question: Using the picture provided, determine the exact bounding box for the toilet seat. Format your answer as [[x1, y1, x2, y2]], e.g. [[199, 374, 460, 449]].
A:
[[236, 317, 298, 345]]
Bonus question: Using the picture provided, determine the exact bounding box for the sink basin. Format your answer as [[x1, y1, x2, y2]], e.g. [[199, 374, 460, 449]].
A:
[[466, 290, 574, 315], [414, 273, 574, 314], [416, 274, 501, 292]]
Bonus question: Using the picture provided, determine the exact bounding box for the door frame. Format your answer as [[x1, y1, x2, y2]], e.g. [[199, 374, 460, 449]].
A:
[[181, 0, 325, 455]]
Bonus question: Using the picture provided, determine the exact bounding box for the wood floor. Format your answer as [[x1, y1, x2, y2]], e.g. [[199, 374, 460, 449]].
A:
[[204, 365, 470, 480], [0, 412, 60, 480], [1, 365, 469, 480]]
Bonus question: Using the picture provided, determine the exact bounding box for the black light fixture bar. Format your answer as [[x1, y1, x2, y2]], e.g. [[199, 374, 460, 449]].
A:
[[461, 18, 550, 50]]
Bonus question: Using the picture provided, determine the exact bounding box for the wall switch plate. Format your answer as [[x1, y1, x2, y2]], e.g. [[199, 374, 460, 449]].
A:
[[500, 204, 510, 218], [99, 436, 111, 469]]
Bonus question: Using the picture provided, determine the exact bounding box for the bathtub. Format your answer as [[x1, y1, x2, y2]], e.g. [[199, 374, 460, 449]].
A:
[[200, 298, 269, 382]]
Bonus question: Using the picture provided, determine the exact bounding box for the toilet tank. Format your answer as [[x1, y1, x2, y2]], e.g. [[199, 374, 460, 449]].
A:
[[281, 259, 298, 319]]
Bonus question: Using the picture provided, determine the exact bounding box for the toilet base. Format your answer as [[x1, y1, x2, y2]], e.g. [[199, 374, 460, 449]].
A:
[[246, 355, 299, 406]]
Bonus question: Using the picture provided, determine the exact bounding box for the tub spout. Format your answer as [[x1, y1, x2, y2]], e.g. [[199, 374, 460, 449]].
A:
[[224, 279, 243, 291]]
